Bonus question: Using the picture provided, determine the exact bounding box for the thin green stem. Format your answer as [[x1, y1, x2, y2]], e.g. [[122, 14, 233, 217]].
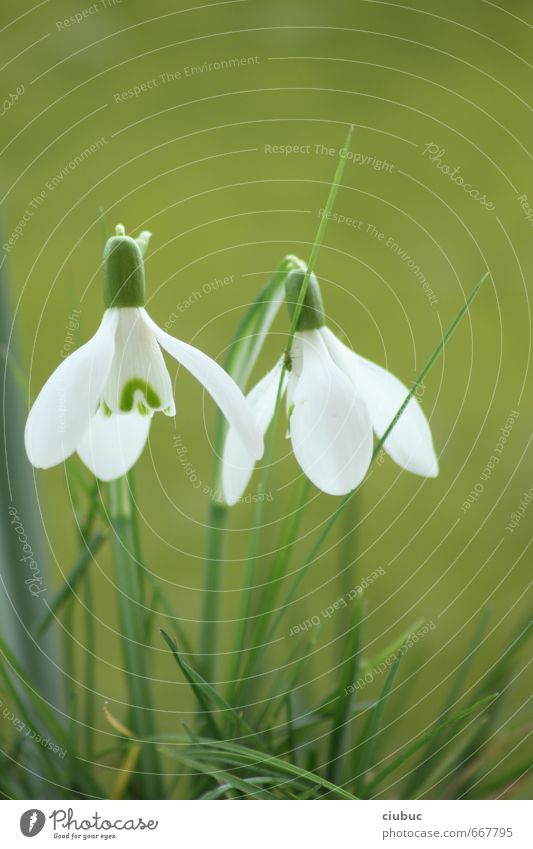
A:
[[83, 571, 95, 762], [237, 475, 311, 697], [106, 475, 163, 798], [200, 501, 229, 682]]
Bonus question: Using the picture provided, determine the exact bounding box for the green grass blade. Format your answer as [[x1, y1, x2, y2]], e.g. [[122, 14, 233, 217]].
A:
[[35, 532, 105, 638], [473, 759, 533, 799], [160, 629, 257, 741], [200, 776, 276, 799], [404, 608, 491, 797], [155, 735, 359, 799], [327, 592, 364, 784], [366, 694, 498, 795], [355, 652, 403, 797]]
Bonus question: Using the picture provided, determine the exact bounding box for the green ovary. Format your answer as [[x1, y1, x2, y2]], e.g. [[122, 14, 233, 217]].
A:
[[119, 378, 161, 413]]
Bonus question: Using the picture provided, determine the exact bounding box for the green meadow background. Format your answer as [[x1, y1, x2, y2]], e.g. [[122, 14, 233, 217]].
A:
[[1, 0, 531, 796]]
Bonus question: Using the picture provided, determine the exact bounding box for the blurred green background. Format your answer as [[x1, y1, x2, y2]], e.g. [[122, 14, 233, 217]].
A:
[[1, 0, 531, 796]]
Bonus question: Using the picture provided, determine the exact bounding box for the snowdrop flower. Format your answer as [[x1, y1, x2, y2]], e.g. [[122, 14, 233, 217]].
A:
[[222, 269, 438, 504], [25, 225, 263, 481]]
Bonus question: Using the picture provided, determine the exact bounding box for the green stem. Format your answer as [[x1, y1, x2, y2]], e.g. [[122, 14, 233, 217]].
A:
[[237, 475, 311, 698], [200, 501, 229, 682], [83, 571, 95, 762], [106, 475, 163, 798]]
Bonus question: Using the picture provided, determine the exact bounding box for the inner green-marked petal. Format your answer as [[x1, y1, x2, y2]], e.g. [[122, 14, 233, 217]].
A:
[[120, 378, 161, 412]]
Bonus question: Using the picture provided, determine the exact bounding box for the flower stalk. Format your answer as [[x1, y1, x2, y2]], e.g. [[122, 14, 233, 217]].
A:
[[106, 474, 163, 799]]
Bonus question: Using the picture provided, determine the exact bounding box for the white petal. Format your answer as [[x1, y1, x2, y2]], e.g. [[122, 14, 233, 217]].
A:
[[103, 308, 174, 415], [321, 327, 438, 477], [142, 309, 263, 461], [290, 330, 373, 495], [25, 310, 117, 469], [222, 360, 286, 505], [77, 409, 152, 481]]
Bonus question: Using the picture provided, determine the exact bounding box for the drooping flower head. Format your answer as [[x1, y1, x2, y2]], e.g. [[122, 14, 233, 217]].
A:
[[222, 265, 438, 504], [25, 224, 263, 480]]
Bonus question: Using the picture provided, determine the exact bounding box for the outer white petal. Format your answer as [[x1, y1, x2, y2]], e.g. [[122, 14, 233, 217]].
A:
[[222, 360, 286, 505], [76, 409, 152, 481], [24, 310, 117, 469], [290, 330, 373, 495], [102, 308, 175, 415], [321, 327, 438, 477], [142, 309, 263, 461]]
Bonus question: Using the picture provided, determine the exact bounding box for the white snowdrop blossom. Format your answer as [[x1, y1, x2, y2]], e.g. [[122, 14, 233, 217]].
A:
[[25, 225, 263, 481], [222, 270, 438, 505]]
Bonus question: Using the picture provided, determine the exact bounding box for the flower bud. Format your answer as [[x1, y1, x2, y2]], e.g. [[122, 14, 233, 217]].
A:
[[285, 269, 325, 330], [103, 224, 146, 308]]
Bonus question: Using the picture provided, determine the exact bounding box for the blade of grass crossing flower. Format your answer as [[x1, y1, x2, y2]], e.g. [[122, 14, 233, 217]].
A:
[[326, 592, 364, 784], [374, 271, 490, 460], [249, 271, 490, 667], [287, 126, 354, 349], [355, 651, 402, 798], [230, 127, 355, 691]]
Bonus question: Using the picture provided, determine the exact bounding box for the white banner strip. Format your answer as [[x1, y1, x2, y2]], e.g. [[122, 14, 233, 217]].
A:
[[2, 799, 530, 848]]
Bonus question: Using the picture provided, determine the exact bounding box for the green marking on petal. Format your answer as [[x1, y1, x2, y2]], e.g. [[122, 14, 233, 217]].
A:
[[101, 400, 113, 417], [120, 378, 161, 412], [137, 401, 151, 416]]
